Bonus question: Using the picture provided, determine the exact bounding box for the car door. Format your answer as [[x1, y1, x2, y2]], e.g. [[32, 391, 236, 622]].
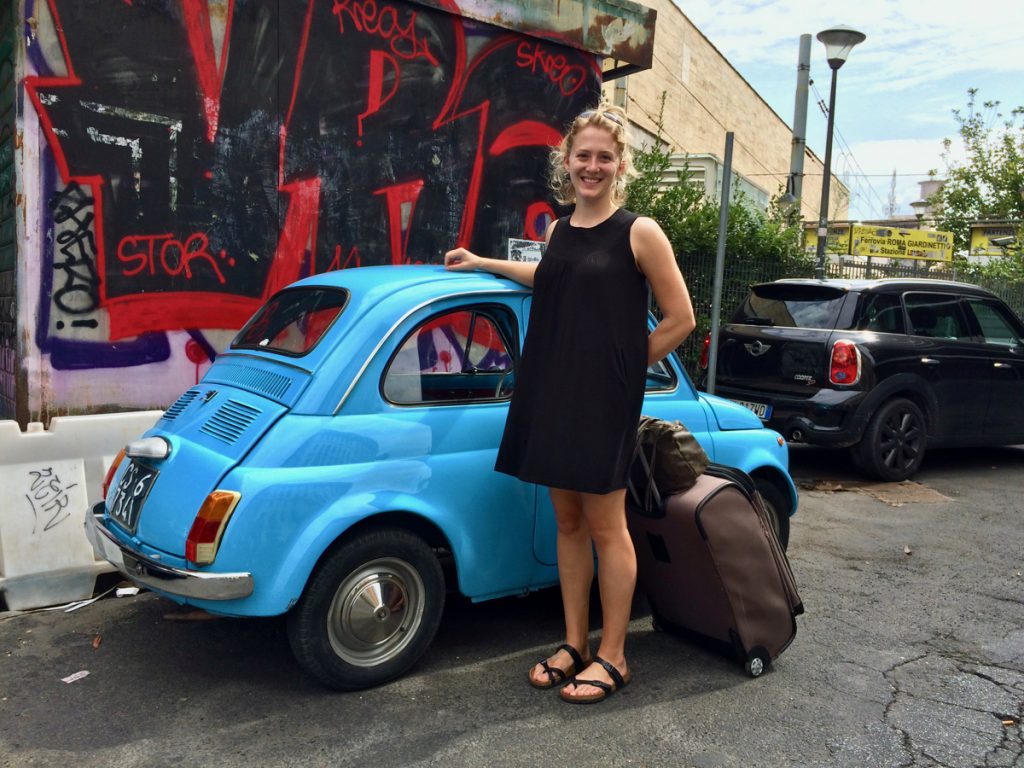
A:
[[378, 298, 540, 599], [903, 292, 991, 439], [962, 297, 1024, 438]]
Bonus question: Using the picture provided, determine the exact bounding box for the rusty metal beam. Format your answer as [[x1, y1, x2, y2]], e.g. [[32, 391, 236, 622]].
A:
[[407, 0, 657, 73]]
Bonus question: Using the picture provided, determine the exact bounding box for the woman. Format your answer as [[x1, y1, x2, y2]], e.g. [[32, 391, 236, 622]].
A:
[[445, 105, 695, 704]]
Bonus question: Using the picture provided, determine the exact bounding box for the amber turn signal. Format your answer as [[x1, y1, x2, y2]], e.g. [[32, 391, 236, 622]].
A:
[[101, 448, 127, 500], [185, 491, 241, 565]]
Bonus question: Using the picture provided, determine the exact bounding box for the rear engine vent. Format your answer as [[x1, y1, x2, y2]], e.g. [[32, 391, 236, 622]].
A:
[[213, 363, 292, 400], [200, 400, 262, 444], [162, 390, 199, 421]]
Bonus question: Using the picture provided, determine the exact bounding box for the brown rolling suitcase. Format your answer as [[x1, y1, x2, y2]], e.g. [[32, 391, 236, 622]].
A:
[[627, 463, 803, 677]]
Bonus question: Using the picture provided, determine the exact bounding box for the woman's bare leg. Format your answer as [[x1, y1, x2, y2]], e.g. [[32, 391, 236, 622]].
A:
[[529, 487, 593, 685], [562, 488, 636, 698]]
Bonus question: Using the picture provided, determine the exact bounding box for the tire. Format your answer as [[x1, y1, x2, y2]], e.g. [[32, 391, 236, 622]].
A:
[[855, 397, 927, 482], [752, 478, 790, 551], [286, 527, 445, 691]]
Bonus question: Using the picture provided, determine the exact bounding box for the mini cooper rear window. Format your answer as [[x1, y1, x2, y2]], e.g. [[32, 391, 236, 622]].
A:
[[732, 284, 847, 329], [232, 287, 349, 356]]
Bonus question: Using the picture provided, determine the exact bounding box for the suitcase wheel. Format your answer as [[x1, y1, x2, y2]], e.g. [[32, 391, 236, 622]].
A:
[[744, 649, 770, 678]]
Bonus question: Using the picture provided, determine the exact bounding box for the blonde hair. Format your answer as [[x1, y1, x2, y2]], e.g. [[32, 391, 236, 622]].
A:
[[549, 105, 634, 207]]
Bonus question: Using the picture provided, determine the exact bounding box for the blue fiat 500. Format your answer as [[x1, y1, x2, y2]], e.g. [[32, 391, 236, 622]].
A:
[[86, 265, 797, 690]]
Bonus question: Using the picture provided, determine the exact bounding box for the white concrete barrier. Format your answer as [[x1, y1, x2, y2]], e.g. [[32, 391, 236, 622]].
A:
[[0, 411, 163, 610]]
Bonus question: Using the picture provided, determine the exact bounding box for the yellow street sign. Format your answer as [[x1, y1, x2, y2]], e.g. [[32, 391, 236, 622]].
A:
[[970, 224, 1018, 257], [803, 225, 850, 254], [850, 225, 953, 262]]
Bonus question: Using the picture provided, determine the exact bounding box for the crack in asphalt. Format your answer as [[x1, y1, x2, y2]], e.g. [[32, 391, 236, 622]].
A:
[[881, 647, 1024, 768]]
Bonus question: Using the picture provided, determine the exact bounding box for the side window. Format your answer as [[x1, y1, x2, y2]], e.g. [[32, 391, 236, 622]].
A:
[[383, 308, 515, 405], [645, 358, 677, 391], [966, 299, 1024, 347], [856, 293, 904, 333], [905, 293, 970, 340]]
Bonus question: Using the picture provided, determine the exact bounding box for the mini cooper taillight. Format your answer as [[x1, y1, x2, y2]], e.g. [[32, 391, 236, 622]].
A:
[[829, 339, 861, 386], [186, 491, 241, 565], [101, 448, 127, 500], [698, 332, 711, 370]]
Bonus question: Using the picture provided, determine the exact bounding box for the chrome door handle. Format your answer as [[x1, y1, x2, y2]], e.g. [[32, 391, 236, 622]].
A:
[[920, 357, 940, 365], [994, 362, 1011, 369]]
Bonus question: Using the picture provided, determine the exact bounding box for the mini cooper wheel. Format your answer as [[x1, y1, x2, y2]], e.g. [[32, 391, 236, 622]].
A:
[[855, 397, 927, 482], [287, 527, 445, 691]]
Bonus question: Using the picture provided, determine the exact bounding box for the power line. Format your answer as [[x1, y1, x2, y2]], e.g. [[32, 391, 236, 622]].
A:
[[810, 80, 890, 219]]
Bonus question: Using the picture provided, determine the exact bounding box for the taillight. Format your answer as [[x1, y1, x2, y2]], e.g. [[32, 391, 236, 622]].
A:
[[102, 448, 127, 500], [698, 333, 711, 370], [185, 491, 241, 565], [829, 339, 861, 385]]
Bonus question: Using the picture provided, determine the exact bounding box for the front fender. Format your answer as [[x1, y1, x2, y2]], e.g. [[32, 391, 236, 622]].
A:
[[704, 427, 798, 516]]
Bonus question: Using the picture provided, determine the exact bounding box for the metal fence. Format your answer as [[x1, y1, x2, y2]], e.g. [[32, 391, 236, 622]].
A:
[[674, 255, 1024, 379]]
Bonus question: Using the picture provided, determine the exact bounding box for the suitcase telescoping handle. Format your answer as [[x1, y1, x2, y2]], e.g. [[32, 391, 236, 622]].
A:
[[627, 444, 665, 518]]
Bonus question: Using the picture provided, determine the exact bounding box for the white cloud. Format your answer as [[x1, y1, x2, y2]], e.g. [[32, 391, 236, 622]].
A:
[[680, 0, 1022, 82], [672, 0, 1022, 219]]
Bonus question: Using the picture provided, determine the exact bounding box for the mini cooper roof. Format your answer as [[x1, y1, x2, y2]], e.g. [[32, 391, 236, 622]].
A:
[[753, 278, 998, 298]]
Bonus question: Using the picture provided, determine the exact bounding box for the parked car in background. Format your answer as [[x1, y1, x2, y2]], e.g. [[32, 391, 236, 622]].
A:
[[699, 278, 1024, 481], [85, 265, 797, 691]]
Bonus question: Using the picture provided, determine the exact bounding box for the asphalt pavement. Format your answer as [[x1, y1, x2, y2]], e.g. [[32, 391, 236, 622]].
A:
[[1, 445, 1023, 768]]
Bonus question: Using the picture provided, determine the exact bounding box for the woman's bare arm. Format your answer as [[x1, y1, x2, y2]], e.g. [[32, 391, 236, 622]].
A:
[[444, 220, 556, 288], [631, 217, 696, 366], [443, 247, 539, 287]]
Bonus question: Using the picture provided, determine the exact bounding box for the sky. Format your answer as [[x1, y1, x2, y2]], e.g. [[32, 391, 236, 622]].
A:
[[675, 0, 1023, 221]]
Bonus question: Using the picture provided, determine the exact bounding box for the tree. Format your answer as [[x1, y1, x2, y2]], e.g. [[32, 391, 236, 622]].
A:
[[932, 89, 1024, 264], [625, 102, 811, 372]]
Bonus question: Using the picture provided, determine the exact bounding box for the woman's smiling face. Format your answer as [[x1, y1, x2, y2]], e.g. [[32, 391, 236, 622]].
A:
[[565, 125, 624, 203]]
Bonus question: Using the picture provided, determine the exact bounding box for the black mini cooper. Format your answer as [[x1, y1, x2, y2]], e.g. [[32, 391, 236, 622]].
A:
[[700, 278, 1024, 481]]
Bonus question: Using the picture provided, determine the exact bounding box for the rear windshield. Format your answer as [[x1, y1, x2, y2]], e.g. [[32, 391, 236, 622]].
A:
[[731, 284, 847, 329], [232, 287, 349, 356]]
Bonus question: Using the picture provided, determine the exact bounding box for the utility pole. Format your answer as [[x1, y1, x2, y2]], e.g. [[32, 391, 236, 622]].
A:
[[787, 34, 812, 203]]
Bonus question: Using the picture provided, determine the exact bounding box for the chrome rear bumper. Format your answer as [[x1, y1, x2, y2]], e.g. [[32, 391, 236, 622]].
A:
[[84, 503, 253, 601]]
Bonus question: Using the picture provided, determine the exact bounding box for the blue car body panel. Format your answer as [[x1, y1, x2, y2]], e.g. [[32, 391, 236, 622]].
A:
[[99, 265, 796, 616]]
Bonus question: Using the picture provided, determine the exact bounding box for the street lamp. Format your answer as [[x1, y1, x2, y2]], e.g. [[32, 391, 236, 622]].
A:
[[910, 200, 929, 228], [814, 25, 866, 280]]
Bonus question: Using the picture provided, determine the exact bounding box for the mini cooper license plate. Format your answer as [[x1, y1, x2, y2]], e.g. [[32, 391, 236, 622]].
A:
[[734, 399, 772, 420], [107, 459, 159, 534]]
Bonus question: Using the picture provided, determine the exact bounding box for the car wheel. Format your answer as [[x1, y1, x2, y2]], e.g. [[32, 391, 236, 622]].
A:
[[855, 397, 927, 482], [286, 527, 445, 691], [752, 478, 790, 551]]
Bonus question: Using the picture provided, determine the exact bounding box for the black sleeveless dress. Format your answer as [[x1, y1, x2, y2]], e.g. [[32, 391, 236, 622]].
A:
[[495, 208, 649, 494]]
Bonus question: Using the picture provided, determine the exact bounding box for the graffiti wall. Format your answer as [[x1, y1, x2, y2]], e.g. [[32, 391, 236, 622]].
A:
[[16, 0, 600, 421], [1, 0, 16, 421]]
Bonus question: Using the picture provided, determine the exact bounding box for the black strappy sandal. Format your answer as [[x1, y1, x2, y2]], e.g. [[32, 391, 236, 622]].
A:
[[529, 643, 589, 690], [559, 656, 631, 704]]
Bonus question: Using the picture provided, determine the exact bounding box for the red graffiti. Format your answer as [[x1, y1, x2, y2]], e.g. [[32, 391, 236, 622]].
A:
[[183, 0, 235, 142], [374, 180, 425, 265], [116, 233, 230, 284], [515, 41, 586, 96], [523, 201, 556, 241], [332, 0, 439, 66], [358, 50, 400, 146], [327, 245, 363, 271]]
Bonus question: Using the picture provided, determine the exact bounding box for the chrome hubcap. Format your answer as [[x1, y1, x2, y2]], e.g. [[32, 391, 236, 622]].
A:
[[327, 558, 425, 667]]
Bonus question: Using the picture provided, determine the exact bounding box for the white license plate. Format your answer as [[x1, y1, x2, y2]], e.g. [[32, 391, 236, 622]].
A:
[[734, 399, 772, 420], [107, 459, 159, 534]]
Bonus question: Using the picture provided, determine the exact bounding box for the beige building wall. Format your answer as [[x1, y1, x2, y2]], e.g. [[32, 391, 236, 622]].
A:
[[602, 0, 849, 222]]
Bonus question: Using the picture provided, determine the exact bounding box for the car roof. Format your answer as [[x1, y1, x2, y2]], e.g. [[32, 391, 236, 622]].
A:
[[758, 277, 998, 298], [288, 264, 526, 297]]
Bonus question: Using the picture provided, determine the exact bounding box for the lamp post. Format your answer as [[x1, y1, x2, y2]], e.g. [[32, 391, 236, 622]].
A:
[[814, 25, 866, 280], [910, 200, 929, 228]]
